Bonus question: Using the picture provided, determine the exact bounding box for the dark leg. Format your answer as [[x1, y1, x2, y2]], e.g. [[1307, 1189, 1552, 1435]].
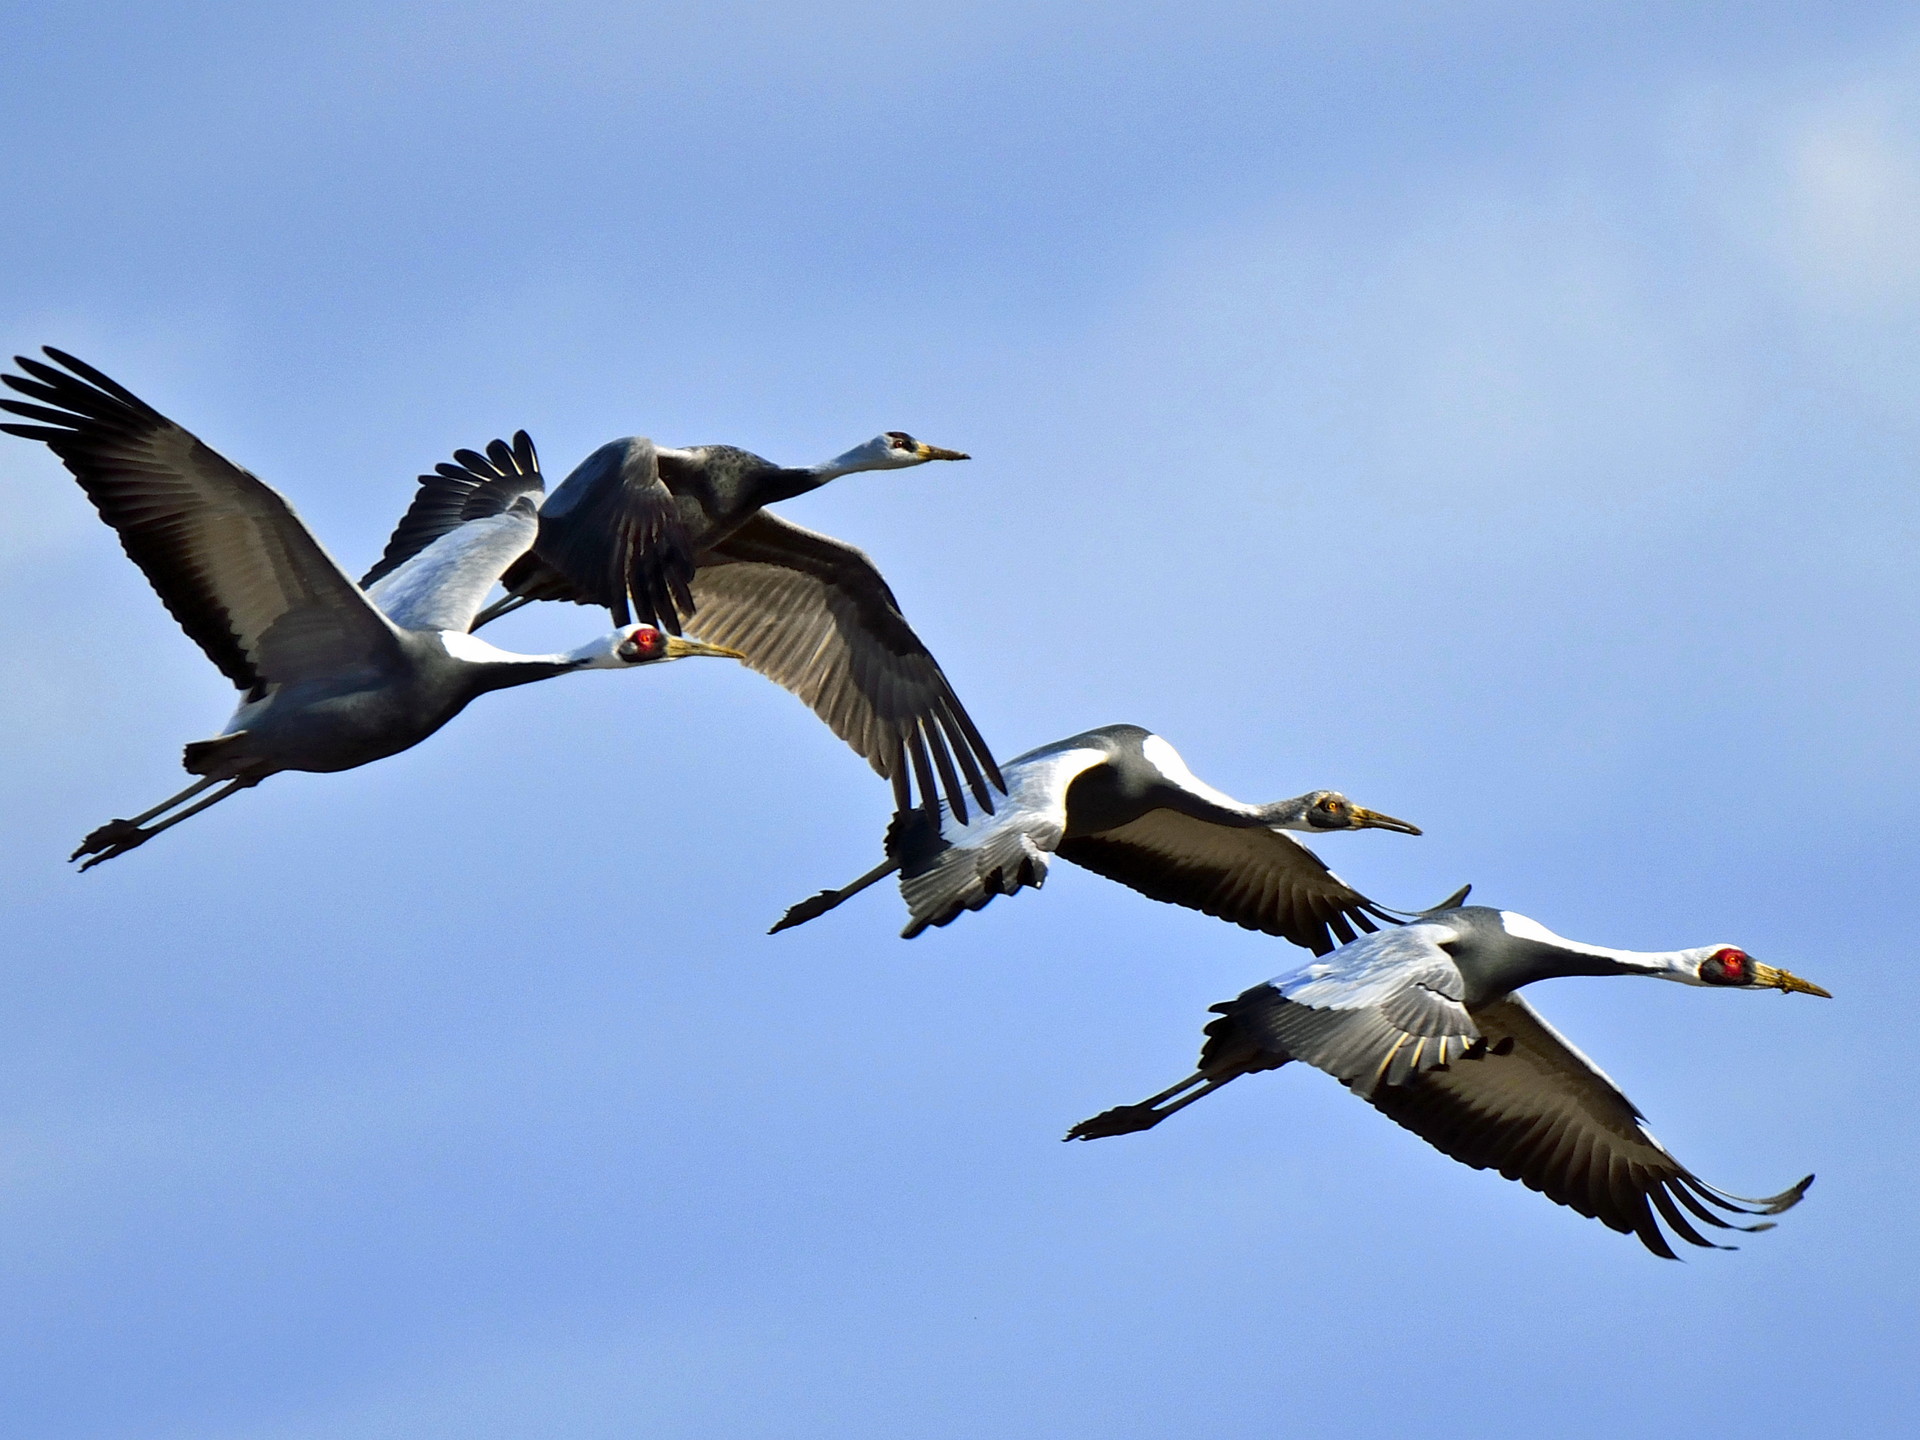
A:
[[769, 857, 902, 934], [471, 593, 536, 630], [73, 776, 261, 871], [1064, 1071, 1240, 1141]]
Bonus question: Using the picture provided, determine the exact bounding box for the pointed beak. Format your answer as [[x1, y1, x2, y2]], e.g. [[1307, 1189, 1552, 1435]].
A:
[[664, 637, 746, 661], [1349, 807, 1422, 836], [1751, 962, 1832, 998], [914, 442, 970, 461]]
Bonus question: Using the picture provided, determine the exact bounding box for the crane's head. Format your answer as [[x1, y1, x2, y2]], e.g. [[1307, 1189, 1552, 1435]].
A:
[[1687, 946, 1830, 997], [814, 432, 970, 478], [574, 625, 745, 669], [1296, 791, 1424, 835]]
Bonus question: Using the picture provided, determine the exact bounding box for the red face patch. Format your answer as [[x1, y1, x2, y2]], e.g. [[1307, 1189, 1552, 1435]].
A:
[[632, 627, 663, 656], [1705, 947, 1749, 984]]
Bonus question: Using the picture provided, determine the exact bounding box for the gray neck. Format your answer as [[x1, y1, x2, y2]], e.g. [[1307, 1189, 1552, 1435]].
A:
[[1449, 907, 1702, 1004], [809, 444, 890, 481], [1255, 795, 1318, 830], [436, 630, 616, 696], [713, 434, 916, 511], [468, 654, 582, 695]]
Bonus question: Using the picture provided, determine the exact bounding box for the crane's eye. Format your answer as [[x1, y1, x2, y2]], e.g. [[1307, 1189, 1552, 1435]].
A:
[[1319, 797, 1341, 813], [886, 431, 914, 449], [1700, 947, 1751, 985], [620, 627, 664, 662]]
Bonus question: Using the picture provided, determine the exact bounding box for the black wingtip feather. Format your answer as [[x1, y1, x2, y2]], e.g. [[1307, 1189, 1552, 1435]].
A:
[[45, 348, 147, 409]]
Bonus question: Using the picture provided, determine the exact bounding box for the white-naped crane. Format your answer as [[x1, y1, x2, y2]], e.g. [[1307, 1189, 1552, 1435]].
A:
[[0, 348, 741, 869], [465, 430, 1001, 819], [1068, 902, 1829, 1258], [772, 723, 1425, 953]]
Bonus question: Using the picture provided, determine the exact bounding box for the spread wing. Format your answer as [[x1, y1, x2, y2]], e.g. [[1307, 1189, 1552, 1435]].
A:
[[684, 511, 1003, 817], [495, 437, 697, 631], [1057, 807, 1394, 955], [361, 431, 543, 587], [1364, 994, 1813, 1258], [1, 348, 401, 694], [361, 434, 544, 633]]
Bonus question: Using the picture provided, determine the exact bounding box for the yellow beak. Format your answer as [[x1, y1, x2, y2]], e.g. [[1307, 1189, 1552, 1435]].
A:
[[665, 637, 746, 661], [915, 442, 970, 461], [1751, 962, 1832, 998], [1350, 807, 1422, 836]]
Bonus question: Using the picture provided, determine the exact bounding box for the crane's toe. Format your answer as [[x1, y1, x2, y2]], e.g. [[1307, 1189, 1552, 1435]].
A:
[[1065, 1104, 1165, 1141], [71, 819, 151, 869]]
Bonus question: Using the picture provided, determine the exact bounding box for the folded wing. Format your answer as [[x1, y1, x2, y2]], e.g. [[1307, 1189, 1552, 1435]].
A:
[[493, 437, 697, 632]]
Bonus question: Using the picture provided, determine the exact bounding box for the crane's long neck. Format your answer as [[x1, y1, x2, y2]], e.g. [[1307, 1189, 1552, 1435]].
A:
[[1130, 733, 1263, 826], [1255, 795, 1321, 829], [1475, 911, 1704, 996], [748, 464, 836, 508], [439, 630, 617, 694], [753, 439, 908, 508]]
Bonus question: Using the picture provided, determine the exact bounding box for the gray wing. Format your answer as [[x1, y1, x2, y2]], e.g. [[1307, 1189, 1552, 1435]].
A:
[[1232, 931, 1484, 1089], [361, 434, 544, 633], [1364, 995, 1813, 1258], [0, 348, 401, 693], [496, 437, 697, 631], [1057, 807, 1394, 955], [684, 511, 1003, 817]]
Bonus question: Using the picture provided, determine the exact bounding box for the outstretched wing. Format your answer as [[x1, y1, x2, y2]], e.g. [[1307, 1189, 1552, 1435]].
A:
[[1, 348, 401, 694], [361, 431, 543, 587], [1058, 808, 1394, 955], [684, 511, 1003, 817], [495, 437, 697, 631], [361, 434, 544, 633], [1226, 935, 1809, 1256], [1365, 994, 1812, 1258]]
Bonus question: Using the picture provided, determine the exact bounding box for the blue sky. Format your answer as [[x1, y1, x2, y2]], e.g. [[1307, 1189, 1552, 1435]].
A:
[[3, 3, 1917, 1436]]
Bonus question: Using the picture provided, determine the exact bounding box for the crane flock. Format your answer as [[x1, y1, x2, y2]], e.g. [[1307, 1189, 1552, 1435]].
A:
[[2, 345, 1829, 1258]]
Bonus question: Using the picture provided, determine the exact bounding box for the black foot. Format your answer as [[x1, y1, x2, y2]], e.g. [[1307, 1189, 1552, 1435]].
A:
[[71, 819, 152, 871], [1065, 1104, 1165, 1141], [769, 889, 843, 934]]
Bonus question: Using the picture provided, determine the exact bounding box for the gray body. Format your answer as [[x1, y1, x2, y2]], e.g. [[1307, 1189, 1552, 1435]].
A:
[[0, 354, 709, 868], [195, 627, 577, 778], [502, 435, 926, 615], [1070, 903, 1823, 1258], [776, 722, 1425, 951], [481, 430, 1000, 817]]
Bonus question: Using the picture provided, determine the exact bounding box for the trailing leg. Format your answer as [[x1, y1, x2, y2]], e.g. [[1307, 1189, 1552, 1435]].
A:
[[73, 775, 261, 871], [769, 856, 902, 933], [1065, 1070, 1243, 1140]]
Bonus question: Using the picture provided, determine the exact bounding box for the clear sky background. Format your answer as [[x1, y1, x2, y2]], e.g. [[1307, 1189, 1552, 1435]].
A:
[[2, 3, 1916, 1436]]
